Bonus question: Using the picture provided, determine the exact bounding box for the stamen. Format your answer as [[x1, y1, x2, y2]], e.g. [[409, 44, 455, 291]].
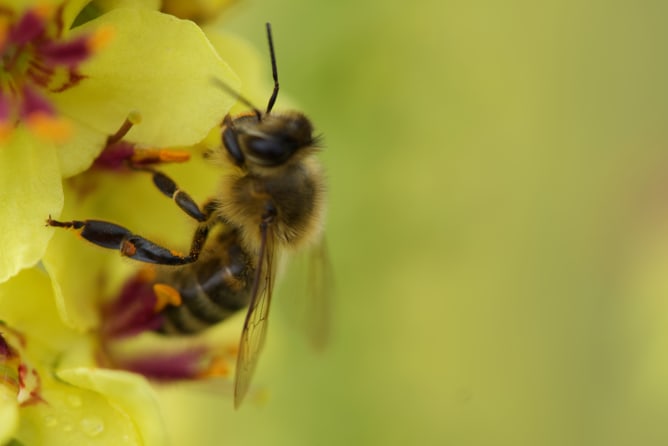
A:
[[19, 85, 73, 140], [32, 4, 54, 21], [0, 124, 12, 142], [0, 325, 44, 406], [0, 16, 10, 49], [20, 85, 55, 117], [130, 148, 191, 165], [0, 358, 20, 394], [153, 283, 183, 311], [0, 333, 13, 358], [106, 111, 142, 145], [39, 35, 92, 67], [0, 4, 106, 141], [9, 7, 47, 45], [93, 141, 135, 170], [197, 356, 230, 378], [0, 94, 11, 142], [99, 272, 165, 339]]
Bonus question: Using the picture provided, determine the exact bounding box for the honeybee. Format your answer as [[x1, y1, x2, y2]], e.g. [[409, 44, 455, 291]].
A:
[[47, 23, 330, 408]]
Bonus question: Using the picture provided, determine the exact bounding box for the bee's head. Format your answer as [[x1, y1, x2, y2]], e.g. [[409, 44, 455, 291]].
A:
[[245, 112, 316, 166], [221, 112, 317, 169], [215, 24, 321, 170]]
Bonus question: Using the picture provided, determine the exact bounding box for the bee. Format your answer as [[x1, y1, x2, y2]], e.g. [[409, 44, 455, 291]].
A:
[[47, 23, 330, 408]]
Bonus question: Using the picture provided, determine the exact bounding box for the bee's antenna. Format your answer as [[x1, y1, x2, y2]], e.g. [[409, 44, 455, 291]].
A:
[[211, 78, 262, 121], [265, 22, 279, 114], [212, 23, 279, 119]]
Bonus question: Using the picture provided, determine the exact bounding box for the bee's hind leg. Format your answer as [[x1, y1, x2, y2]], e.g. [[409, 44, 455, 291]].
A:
[[46, 217, 204, 266]]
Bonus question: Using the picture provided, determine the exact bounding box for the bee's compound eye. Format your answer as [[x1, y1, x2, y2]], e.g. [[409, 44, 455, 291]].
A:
[[246, 136, 296, 166], [223, 127, 246, 166]]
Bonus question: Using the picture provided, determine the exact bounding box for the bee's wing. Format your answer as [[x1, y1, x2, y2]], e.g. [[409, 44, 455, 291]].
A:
[[300, 238, 333, 350], [279, 237, 334, 351], [234, 226, 277, 409]]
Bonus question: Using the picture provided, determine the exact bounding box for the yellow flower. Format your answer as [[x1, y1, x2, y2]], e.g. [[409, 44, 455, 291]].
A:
[[43, 13, 272, 337], [0, 2, 239, 283], [38, 22, 280, 435], [0, 267, 168, 445], [160, 0, 236, 24], [0, 1, 278, 444]]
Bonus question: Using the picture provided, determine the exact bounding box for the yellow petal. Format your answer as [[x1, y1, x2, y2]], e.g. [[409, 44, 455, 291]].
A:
[[57, 368, 167, 446], [52, 7, 240, 148], [0, 129, 63, 283], [0, 268, 76, 350], [93, 0, 161, 11], [162, 0, 235, 22], [42, 217, 114, 331], [16, 377, 144, 445], [0, 268, 146, 445], [0, 396, 19, 446], [56, 121, 108, 178]]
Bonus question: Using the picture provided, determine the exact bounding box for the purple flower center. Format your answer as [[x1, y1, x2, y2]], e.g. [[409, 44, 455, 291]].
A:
[[0, 4, 94, 133]]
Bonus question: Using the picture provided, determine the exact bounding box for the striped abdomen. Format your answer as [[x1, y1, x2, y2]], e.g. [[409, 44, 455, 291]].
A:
[[157, 229, 254, 335]]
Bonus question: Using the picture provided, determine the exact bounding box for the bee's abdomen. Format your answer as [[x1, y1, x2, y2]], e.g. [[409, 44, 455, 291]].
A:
[[158, 241, 254, 335]]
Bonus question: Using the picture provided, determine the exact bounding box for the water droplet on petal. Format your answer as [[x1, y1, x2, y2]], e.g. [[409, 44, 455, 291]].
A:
[[66, 393, 82, 408], [80, 416, 104, 437], [44, 415, 58, 427]]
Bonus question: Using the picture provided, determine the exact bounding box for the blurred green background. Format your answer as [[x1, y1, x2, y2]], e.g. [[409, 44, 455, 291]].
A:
[[158, 1, 668, 445]]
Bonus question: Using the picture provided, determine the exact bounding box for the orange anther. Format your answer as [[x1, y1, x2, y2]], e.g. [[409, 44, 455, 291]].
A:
[[153, 283, 182, 312], [197, 356, 230, 378], [158, 149, 191, 163], [26, 112, 72, 143], [0, 123, 12, 143], [131, 148, 191, 165], [32, 3, 54, 20], [87, 25, 115, 52], [0, 17, 10, 49]]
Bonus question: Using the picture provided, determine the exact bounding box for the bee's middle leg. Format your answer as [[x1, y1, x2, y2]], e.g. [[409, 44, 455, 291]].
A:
[[130, 165, 207, 223]]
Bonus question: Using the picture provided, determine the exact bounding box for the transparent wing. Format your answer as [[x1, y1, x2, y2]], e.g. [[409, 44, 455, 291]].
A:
[[234, 226, 276, 409], [301, 238, 334, 350], [280, 237, 334, 351]]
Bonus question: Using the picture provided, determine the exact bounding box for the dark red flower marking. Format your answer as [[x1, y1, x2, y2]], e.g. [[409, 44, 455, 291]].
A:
[[0, 4, 105, 139]]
